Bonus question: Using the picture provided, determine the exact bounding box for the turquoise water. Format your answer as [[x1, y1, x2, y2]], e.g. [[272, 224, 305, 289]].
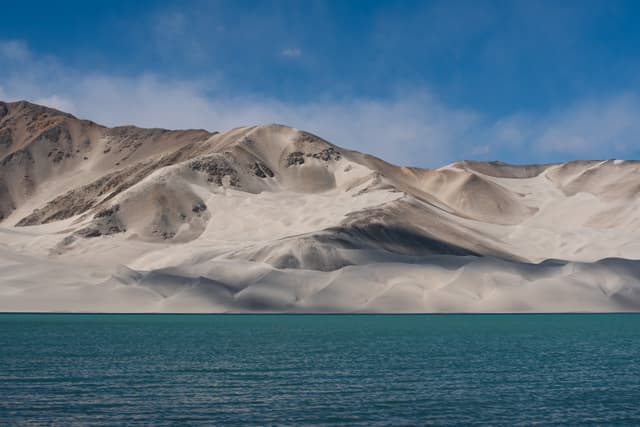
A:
[[1, 314, 640, 426]]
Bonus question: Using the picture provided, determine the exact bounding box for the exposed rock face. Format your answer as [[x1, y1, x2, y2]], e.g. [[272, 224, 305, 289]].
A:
[[77, 205, 126, 238], [310, 147, 341, 162], [0, 128, 12, 147], [0, 180, 14, 221], [286, 148, 341, 167], [286, 151, 305, 166], [15, 154, 185, 226], [251, 161, 274, 178], [192, 201, 207, 213], [190, 155, 240, 187]]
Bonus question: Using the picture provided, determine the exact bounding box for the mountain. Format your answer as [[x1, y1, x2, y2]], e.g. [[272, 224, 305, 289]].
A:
[[1, 100, 640, 312]]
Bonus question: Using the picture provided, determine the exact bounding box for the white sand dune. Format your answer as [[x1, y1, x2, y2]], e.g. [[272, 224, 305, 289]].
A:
[[2, 100, 640, 312]]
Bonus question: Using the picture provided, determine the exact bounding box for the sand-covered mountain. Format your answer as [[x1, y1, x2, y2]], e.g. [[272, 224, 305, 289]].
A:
[[1, 100, 640, 312]]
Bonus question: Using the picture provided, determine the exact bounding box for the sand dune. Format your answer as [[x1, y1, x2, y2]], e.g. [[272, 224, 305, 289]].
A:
[[1, 100, 640, 312]]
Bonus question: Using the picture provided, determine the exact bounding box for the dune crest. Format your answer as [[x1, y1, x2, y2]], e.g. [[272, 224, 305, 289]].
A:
[[2, 100, 640, 312]]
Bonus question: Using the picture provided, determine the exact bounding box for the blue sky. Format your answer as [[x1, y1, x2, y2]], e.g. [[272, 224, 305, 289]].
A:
[[1, 0, 640, 167]]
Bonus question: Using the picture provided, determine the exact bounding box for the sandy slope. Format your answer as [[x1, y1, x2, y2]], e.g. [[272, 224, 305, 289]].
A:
[[1, 100, 640, 312]]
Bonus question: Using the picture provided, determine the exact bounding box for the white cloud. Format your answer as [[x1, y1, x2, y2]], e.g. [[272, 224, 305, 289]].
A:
[[486, 94, 640, 160], [536, 95, 640, 155], [49, 76, 472, 166], [33, 95, 76, 114], [281, 47, 302, 57], [2, 39, 640, 167]]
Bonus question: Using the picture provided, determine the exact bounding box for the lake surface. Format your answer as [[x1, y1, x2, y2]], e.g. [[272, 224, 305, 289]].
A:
[[1, 314, 640, 426]]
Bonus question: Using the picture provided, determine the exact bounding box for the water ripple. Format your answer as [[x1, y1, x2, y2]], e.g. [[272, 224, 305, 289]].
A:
[[1, 314, 640, 426]]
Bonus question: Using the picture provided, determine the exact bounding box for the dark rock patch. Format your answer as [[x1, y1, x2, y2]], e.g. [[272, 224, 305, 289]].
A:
[[153, 230, 176, 240], [287, 152, 305, 166], [0, 180, 15, 222], [287, 148, 341, 167], [60, 235, 76, 246], [1, 149, 35, 167], [0, 128, 12, 147], [50, 150, 68, 163], [190, 155, 240, 186], [151, 212, 176, 240], [38, 124, 72, 144], [77, 204, 126, 238], [95, 205, 120, 218], [251, 161, 274, 178], [192, 200, 207, 213], [310, 147, 341, 162]]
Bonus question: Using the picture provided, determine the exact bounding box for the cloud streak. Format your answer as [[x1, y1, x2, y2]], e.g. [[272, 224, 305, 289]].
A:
[[281, 47, 302, 57]]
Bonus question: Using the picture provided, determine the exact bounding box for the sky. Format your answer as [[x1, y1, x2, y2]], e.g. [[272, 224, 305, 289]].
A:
[[1, 0, 640, 167]]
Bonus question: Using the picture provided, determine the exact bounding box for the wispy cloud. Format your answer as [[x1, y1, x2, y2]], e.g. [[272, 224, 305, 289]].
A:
[[3, 75, 471, 166], [280, 47, 302, 57], [535, 94, 640, 156], [32, 95, 76, 113], [483, 94, 640, 160], [2, 39, 640, 167]]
